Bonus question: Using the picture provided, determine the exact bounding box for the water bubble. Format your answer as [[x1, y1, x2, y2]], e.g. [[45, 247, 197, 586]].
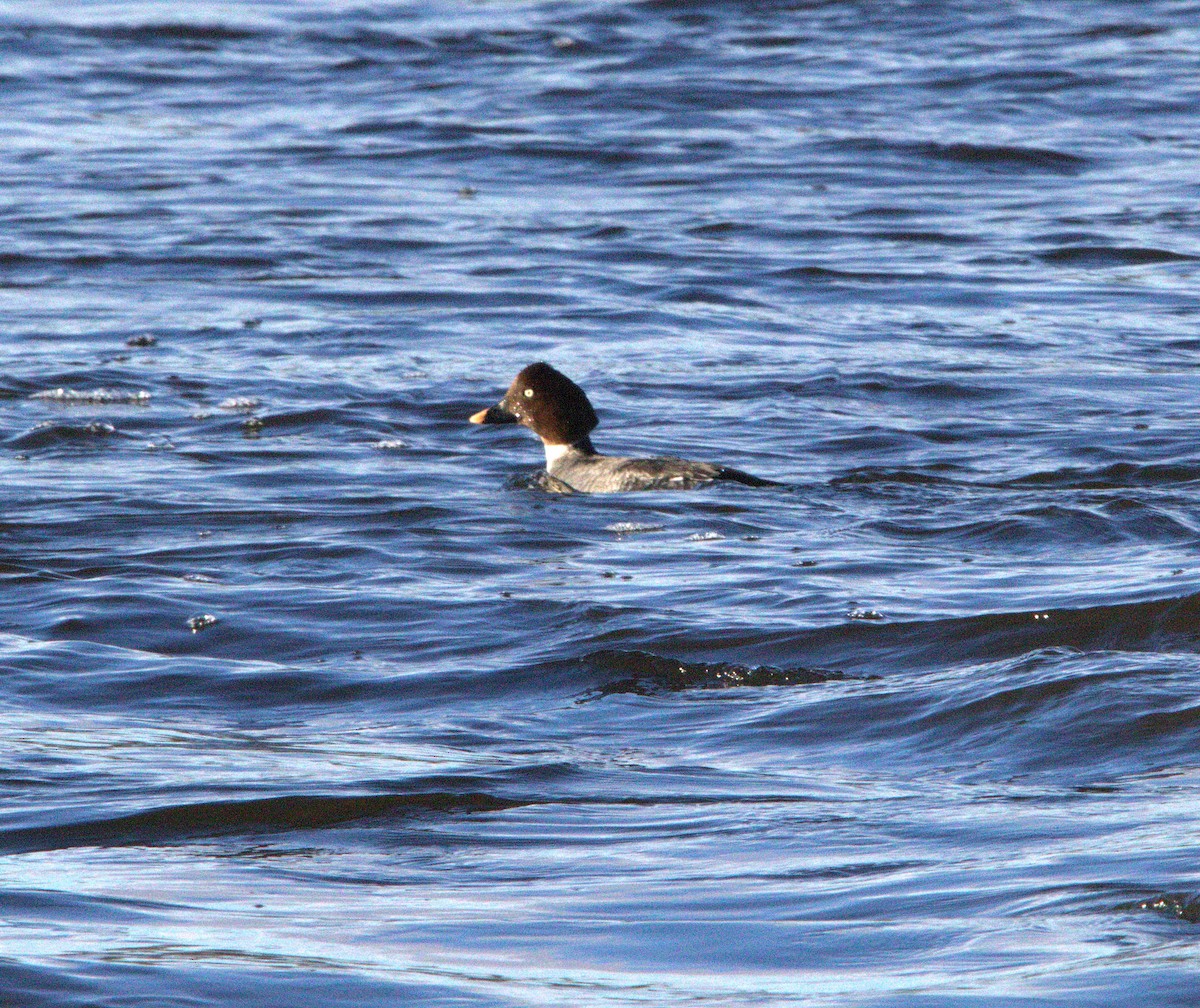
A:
[[219, 397, 260, 411], [31, 388, 151, 404]]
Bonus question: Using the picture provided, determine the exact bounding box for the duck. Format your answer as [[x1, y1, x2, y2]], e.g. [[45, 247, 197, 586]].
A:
[[469, 362, 777, 492]]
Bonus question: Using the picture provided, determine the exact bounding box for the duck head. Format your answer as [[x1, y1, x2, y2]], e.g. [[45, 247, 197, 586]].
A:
[[470, 362, 598, 447]]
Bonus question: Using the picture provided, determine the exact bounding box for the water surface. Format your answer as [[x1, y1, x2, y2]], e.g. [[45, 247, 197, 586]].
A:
[[2, 1, 1200, 1004]]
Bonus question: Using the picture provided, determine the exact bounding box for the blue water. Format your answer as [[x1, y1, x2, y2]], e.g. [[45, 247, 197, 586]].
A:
[[3, 1, 1200, 1004]]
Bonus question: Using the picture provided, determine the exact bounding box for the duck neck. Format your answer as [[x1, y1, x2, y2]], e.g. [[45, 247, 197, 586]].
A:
[[543, 435, 596, 468]]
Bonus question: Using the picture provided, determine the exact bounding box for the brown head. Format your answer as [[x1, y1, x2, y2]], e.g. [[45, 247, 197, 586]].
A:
[[469, 362, 598, 446]]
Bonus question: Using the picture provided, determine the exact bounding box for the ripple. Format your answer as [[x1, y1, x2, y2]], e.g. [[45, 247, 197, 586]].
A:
[[0, 791, 521, 855], [5, 421, 119, 449], [1008, 462, 1200, 489], [582, 649, 851, 697], [3, 0, 1200, 1001], [828, 137, 1091, 174], [30, 388, 151, 405], [1037, 245, 1198, 266], [1128, 893, 1200, 922]]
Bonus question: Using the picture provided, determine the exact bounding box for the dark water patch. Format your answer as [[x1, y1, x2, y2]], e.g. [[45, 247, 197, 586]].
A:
[[1116, 702, 1200, 743], [771, 265, 943, 284], [1038, 245, 1198, 266], [0, 251, 280, 274], [686, 221, 751, 238], [833, 467, 964, 488], [259, 141, 343, 159], [1077, 23, 1167, 40], [1009, 461, 1200, 489], [73, 207, 177, 222], [81, 23, 265, 45], [300, 27, 428, 53], [633, 173, 722, 188], [92, 69, 206, 87], [501, 142, 649, 167], [299, 287, 567, 308], [5, 422, 120, 450], [732, 34, 811, 49], [865, 229, 974, 245], [923, 68, 1098, 95], [928, 142, 1089, 174], [538, 85, 595, 101], [0, 791, 521, 854], [660, 285, 767, 308], [827, 138, 1091, 174], [857, 375, 1004, 401], [76, 171, 227, 194], [336, 117, 426, 136], [1126, 893, 1200, 923], [318, 235, 440, 253], [329, 55, 387, 72], [0, 252, 55, 269], [235, 406, 359, 434], [582, 648, 853, 697], [744, 372, 1006, 405], [841, 206, 922, 220], [813, 430, 925, 454], [582, 224, 629, 239], [338, 118, 533, 141]]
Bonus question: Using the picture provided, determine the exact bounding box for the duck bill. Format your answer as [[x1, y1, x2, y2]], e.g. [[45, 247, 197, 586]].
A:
[[470, 404, 520, 425]]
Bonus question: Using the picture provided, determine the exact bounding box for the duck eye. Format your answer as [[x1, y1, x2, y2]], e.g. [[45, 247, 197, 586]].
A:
[[523, 388, 534, 398]]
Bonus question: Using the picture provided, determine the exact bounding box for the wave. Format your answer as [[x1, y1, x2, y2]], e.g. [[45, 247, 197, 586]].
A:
[[0, 251, 278, 272], [913, 141, 1091, 174], [5, 421, 121, 450], [771, 265, 947, 284], [9, 588, 1200, 714], [29, 388, 151, 405], [585, 593, 1200, 678], [571, 588, 1200, 686], [1038, 245, 1198, 266], [833, 467, 965, 487], [581, 648, 854, 697], [825, 137, 1091, 174], [1007, 461, 1200, 489], [1125, 893, 1200, 923], [82, 23, 263, 44], [0, 791, 520, 855], [1076, 23, 1166, 40], [866, 502, 1197, 548], [840, 460, 1200, 491]]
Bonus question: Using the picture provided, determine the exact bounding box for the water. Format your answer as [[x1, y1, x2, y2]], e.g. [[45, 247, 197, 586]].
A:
[[2, 0, 1200, 1004]]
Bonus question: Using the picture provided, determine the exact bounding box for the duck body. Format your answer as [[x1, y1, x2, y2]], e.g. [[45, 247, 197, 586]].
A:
[[470, 363, 776, 494]]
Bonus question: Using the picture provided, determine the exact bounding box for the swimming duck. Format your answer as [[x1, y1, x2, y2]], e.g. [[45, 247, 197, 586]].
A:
[[470, 362, 776, 493]]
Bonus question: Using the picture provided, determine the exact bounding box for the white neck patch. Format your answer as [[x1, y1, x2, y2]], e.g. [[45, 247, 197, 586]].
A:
[[543, 442, 572, 468]]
